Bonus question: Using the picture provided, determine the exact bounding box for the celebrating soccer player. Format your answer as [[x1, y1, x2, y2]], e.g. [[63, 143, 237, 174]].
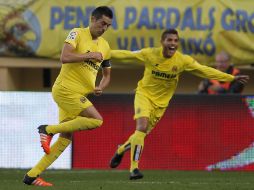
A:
[[23, 6, 113, 186], [109, 29, 249, 180]]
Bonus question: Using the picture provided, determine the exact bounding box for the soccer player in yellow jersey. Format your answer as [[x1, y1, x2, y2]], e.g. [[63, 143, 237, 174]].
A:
[[23, 6, 113, 186], [109, 29, 249, 180]]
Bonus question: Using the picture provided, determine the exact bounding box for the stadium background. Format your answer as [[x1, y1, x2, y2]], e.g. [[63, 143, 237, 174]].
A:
[[0, 0, 254, 173]]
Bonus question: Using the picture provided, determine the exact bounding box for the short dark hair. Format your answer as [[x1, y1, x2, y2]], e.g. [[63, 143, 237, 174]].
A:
[[161, 29, 179, 40], [92, 6, 113, 19]]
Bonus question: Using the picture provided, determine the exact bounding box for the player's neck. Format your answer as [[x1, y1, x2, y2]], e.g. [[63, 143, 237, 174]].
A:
[[88, 27, 98, 40], [162, 47, 177, 58], [90, 32, 98, 40], [162, 50, 173, 58]]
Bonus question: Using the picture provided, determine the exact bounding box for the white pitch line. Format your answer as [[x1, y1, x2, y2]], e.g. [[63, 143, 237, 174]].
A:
[[45, 170, 126, 174], [69, 180, 252, 186]]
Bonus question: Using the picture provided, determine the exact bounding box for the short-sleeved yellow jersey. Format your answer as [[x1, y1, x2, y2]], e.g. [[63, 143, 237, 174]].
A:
[[112, 47, 234, 107], [54, 27, 111, 95]]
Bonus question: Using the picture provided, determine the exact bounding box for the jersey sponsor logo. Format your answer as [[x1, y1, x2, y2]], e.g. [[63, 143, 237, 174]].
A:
[[151, 70, 176, 79], [85, 61, 100, 71], [67, 31, 77, 40]]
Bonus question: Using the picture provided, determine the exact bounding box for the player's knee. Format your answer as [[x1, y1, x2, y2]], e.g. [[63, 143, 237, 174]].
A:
[[96, 115, 103, 121], [93, 118, 103, 129], [97, 118, 103, 127], [136, 125, 148, 133], [60, 132, 73, 140]]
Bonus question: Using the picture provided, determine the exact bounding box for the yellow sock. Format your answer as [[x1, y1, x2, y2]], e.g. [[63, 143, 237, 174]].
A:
[[117, 134, 133, 155], [27, 137, 71, 177], [130, 130, 146, 172], [46, 116, 103, 135]]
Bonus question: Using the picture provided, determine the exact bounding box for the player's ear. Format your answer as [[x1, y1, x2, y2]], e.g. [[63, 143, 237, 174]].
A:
[[160, 38, 164, 45], [91, 16, 96, 23]]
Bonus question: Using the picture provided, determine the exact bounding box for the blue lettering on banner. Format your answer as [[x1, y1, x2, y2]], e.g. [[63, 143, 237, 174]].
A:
[[249, 14, 254, 32], [137, 7, 151, 29], [196, 8, 207, 30], [131, 37, 140, 50], [208, 7, 216, 30], [50, 6, 117, 30], [124, 6, 216, 31], [118, 37, 128, 49], [180, 34, 215, 56], [50, 6, 93, 29], [166, 8, 180, 29], [50, 7, 63, 29], [64, 6, 76, 29], [221, 9, 235, 30], [110, 7, 118, 29], [181, 7, 195, 30], [76, 7, 94, 28], [236, 10, 248, 32], [152, 7, 166, 29], [117, 37, 154, 50], [196, 7, 215, 30], [221, 9, 254, 33], [124, 7, 137, 29]]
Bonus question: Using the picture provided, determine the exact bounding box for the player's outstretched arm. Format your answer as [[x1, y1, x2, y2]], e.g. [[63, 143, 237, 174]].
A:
[[184, 56, 235, 82], [111, 50, 145, 65], [111, 50, 136, 59]]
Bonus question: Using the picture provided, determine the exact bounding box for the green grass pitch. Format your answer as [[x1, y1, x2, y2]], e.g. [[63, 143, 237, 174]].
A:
[[0, 169, 253, 190]]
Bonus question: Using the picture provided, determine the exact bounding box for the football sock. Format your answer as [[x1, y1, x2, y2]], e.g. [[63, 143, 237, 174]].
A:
[[27, 137, 71, 177], [117, 134, 133, 155], [46, 116, 103, 135], [130, 130, 146, 171]]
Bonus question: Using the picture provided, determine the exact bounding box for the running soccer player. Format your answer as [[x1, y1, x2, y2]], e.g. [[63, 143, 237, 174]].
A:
[[23, 6, 113, 186], [109, 29, 249, 180]]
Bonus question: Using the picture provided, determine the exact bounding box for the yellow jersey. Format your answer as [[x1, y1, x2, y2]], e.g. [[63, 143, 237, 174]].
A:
[[54, 27, 111, 94], [112, 47, 235, 107]]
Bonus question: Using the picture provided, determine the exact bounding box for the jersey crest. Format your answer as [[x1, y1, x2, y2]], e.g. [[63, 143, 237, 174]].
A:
[[67, 31, 77, 40]]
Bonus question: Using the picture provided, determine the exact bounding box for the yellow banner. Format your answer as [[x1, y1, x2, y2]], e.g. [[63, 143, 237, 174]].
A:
[[0, 0, 254, 65]]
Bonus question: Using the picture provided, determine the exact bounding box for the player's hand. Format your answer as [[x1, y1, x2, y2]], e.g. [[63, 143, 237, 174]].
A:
[[234, 75, 249, 84], [94, 86, 103, 96], [88, 52, 103, 62]]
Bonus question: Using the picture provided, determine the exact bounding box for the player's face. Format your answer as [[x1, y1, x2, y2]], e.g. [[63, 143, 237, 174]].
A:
[[161, 34, 179, 58], [90, 15, 112, 38]]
